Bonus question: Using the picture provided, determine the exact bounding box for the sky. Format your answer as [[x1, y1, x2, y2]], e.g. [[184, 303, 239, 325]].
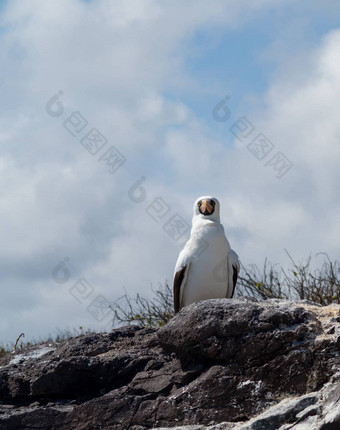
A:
[[1, 0, 340, 345]]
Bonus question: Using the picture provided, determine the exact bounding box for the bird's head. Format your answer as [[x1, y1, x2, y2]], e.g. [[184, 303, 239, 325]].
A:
[[193, 196, 220, 223]]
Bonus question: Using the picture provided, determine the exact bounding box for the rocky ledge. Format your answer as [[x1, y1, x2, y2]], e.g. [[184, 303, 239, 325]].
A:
[[0, 298, 340, 429]]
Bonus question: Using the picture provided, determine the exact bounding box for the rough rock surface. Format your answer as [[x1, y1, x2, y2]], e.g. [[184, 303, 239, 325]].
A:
[[0, 297, 340, 429]]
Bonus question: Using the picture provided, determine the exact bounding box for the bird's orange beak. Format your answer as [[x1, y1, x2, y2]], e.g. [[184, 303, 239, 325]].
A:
[[200, 199, 215, 215]]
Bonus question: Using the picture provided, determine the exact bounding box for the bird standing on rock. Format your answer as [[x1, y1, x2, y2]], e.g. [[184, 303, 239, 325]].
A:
[[173, 196, 240, 313]]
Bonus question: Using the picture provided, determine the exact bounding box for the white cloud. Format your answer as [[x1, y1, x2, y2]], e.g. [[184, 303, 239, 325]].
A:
[[1, 0, 339, 344], [231, 29, 340, 262]]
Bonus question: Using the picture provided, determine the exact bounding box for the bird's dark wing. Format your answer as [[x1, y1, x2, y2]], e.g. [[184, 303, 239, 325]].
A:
[[231, 264, 238, 298], [227, 250, 240, 298], [173, 265, 188, 313]]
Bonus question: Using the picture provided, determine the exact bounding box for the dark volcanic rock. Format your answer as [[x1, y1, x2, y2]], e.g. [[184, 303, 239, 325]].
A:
[[0, 298, 340, 429]]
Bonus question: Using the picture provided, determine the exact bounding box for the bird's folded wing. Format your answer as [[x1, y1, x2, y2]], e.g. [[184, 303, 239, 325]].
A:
[[227, 250, 240, 298], [173, 263, 190, 313]]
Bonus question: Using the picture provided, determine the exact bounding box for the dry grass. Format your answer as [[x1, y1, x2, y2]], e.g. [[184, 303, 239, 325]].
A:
[[238, 252, 340, 305], [112, 253, 340, 328], [110, 283, 174, 328]]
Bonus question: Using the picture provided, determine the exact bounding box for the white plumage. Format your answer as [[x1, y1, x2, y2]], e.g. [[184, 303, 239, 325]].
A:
[[173, 196, 240, 313]]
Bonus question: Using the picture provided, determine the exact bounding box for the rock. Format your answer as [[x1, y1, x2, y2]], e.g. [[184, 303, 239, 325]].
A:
[[235, 392, 319, 429], [0, 298, 339, 429], [319, 375, 340, 429]]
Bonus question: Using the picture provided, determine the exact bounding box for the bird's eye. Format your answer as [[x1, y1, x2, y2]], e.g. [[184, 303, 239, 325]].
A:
[[211, 201, 215, 207], [197, 202, 201, 207]]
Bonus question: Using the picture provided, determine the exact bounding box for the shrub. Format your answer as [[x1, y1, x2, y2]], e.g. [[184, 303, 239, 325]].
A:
[[238, 252, 340, 305], [111, 253, 340, 328], [111, 282, 174, 328]]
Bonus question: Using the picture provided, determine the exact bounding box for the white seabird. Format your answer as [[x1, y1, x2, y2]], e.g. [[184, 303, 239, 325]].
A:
[[173, 196, 240, 313]]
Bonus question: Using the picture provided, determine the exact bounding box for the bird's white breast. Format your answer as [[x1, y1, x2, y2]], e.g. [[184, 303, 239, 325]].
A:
[[176, 222, 231, 307]]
